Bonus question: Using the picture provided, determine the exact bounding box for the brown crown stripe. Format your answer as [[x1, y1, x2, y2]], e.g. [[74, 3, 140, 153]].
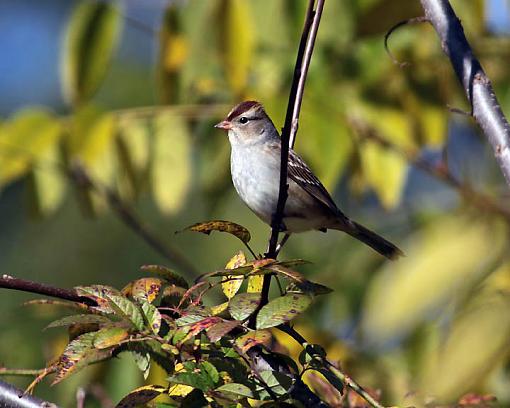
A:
[[227, 100, 262, 121]]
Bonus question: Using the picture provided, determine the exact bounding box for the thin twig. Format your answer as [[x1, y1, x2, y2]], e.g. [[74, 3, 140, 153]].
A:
[[277, 324, 385, 408], [384, 16, 429, 67], [419, 0, 510, 189], [0, 368, 45, 377], [68, 163, 199, 277], [0, 275, 96, 306]]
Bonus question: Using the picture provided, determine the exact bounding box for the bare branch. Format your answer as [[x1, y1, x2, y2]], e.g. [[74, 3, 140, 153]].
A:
[[420, 0, 510, 188], [0, 379, 58, 408]]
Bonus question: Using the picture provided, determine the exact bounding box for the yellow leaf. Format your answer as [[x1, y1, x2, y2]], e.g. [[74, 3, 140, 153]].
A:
[[419, 104, 447, 147], [168, 363, 193, 396], [423, 295, 510, 400], [152, 113, 191, 214], [222, 251, 247, 299], [220, 0, 255, 93], [163, 35, 188, 72], [362, 216, 506, 345], [247, 275, 264, 293], [0, 109, 61, 192]]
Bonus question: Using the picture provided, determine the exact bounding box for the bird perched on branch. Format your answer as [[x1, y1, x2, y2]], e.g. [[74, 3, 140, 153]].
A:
[[215, 100, 402, 260]]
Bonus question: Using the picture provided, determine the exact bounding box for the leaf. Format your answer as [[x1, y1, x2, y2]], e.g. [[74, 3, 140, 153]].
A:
[[247, 275, 264, 293], [115, 384, 167, 408], [141, 301, 162, 335], [152, 113, 191, 214], [74, 284, 121, 313], [0, 109, 61, 192], [222, 251, 247, 299], [131, 351, 151, 380], [179, 220, 251, 244], [215, 383, 255, 399], [290, 280, 334, 296], [229, 293, 261, 321], [235, 330, 272, 353], [131, 278, 163, 303], [141, 265, 189, 289], [219, 0, 255, 93], [169, 371, 214, 392], [256, 294, 313, 329], [211, 302, 229, 316], [106, 295, 144, 331], [53, 331, 113, 384], [362, 216, 506, 344], [206, 320, 241, 343], [46, 314, 111, 329], [61, 1, 122, 105], [200, 361, 219, 384], [257, 370, 293, 397], [93, 327, 129, 349]]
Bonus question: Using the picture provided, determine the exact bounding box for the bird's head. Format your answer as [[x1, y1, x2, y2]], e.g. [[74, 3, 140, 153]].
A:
[[215, 100, 278, 147]]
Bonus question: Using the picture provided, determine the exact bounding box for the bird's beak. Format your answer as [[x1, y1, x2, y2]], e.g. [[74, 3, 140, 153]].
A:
[[214, 120, 232, 131]]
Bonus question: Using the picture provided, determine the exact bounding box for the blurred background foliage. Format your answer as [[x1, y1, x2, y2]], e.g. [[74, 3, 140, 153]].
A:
[[1, 0, 510, 406]]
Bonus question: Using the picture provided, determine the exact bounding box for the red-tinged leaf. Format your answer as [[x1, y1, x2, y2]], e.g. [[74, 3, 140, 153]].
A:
[[177, 281, 209, 308], [252, 258, 276, 269], [179, 220, 251, 244], [75, 285, 121, 313], [222, 251, 247, 299], [458, 393, 497, 406], [46, 314, 112, 330], [140, 264, 189, 289], [141, 301, 162, 335], [188, 317, 222, 337], [206, 320, 241, 343], [121, 281, 133, 297], [106, 295, 144, 331], [235, 330, 272, 353], [93, 327, 129, 349], [52, 331, 113, 384], [229, 293, 261, 321], [115, 384, 167, 408], [256, 294, 312, 329], [266, 264, 305, 282], [131, 277, 163, 303]]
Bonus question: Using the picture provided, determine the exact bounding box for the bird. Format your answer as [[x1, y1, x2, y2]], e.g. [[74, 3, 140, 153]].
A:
[[215, 100, 402, 260]]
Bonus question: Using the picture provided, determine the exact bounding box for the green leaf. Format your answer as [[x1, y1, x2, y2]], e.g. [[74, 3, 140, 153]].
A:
[[53, 331, 113, 384], [106, 295, 144, 331], [46, 314, 112, 329], [152, 113, 191, 214], [115, 384, 167, 408], [141, 301, 162, 335], [222, 251, 247, 299], [256, 294, 312, 329], [215, 383, 255, 398], [61, 1, 122, 105], [131, 351, 151, 380], [200, 361, 219, 384], [93, 327, 129, 349], [141, 264, 189, 289], [169, 371, 214, 392], [206, 320, 240, 343], [257, 370, 293, 397], [229, 293, 261, 321], [179, 220, 251, 244]]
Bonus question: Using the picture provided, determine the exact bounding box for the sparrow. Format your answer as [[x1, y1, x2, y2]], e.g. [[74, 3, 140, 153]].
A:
[[215, 100, 402, 260]]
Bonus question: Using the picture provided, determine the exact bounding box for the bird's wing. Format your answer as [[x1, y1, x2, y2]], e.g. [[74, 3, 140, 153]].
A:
[[286, 149, 341, 215]]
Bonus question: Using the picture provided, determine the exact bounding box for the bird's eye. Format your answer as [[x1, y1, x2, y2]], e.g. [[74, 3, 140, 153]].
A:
[[239, 116, 248, 124]]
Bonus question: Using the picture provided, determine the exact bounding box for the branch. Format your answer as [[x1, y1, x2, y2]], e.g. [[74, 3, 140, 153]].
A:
[[68, 164, 199, 277], [419, 0, 510, 188], [0, 274, 96, 306], [277, 324, 385, 408], [0, 379, 58, 408]]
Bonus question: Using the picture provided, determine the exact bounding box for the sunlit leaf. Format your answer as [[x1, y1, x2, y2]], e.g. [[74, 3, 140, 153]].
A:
[[141, 264, 189, 289], [247, 275, 264, 293], [229, 293, 261, 321], [115, 384, 167, 408], [141, 301, 162, 335], [222, 251, 247, 299], [52, 331, 113, 384], [131, 351, 151, 380], [423, 295, 510, 400], [131, 278, 163, 303], [219, 0, 255, 93], [61, 1, 122, 105], [0, 109, 61, 193], [362, 217, 506, 344], [152, 113, 191, 214], [256, 293, 312, 329], [179, 220, 251, 244], [93, 326, 129, 349], [235, 330, 272, 353]]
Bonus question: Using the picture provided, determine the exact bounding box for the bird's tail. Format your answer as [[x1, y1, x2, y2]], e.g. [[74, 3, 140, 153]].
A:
[[332, 220, 403, 260]]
